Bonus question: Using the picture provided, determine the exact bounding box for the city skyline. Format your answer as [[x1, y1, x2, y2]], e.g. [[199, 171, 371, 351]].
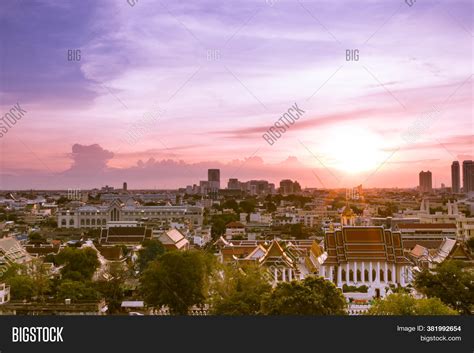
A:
[[0, 0, 472, 189], [0, 161, 471, 191]]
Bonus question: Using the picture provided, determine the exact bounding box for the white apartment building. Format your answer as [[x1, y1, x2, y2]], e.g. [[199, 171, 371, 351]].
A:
[[58, 200, 203, 229]]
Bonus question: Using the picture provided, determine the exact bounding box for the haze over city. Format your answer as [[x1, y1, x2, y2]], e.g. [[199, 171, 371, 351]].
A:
[[0, 0, 472, 189]]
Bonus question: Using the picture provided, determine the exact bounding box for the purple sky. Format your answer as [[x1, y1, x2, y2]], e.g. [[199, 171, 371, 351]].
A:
[[0, 0, 472, 190]]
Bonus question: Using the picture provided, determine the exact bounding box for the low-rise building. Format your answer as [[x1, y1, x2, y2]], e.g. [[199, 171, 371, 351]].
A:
[[58, 200, 203, 229], [0, 237, 32, 266], [319, 226, 412, 298], [225, 221, 246, 239], [395, 223, 457, 250], [154, 229, 189, 251], [409, 238, 472, 269], [0, 283, 10, 304]]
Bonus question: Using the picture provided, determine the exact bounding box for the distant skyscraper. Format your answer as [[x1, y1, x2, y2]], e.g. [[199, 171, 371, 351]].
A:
[[451, 161, 460, 193], [462, 160, 474, 193], [208, 169, 220, 190], [227, 178, 241, 190], [419, 170, 432, 193], [123, 182, 128, 191], [279, 179, 301, 194]]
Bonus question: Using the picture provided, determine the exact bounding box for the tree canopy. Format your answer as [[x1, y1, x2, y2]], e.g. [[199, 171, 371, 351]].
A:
[[7, 275, 36, 300], [94, 265, 128, 314], [210, 214, 238, 237], [140, 250, 215, 315], [2, 261, 52, 301], [138, 239, 165, 272], [367, 293, 458, 315], [55, 247, 100, 281], [262, 276, 346, 315], [414, 260, 473, 314], [239, 200, 256, 214], [57, 280, 98, 301], [211, 264, 271, 315]]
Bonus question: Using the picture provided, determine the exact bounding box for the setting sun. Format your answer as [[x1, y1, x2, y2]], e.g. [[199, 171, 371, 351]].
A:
[[320, 126, 385, 174]]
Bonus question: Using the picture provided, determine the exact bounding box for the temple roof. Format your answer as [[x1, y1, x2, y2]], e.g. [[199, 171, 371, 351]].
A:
[[100, 226, 152, 245], [322, 226, 411, 265], [259, 240, 294, 268]]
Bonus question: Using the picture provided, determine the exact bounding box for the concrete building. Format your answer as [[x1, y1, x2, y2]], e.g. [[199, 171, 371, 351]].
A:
[[395, 223, 457, 250], [154, 229, 190, 251], [208, 169, 220, 190], [58, 200, 203, 229], [227, 178, 241, 190], [279, 179, 301, 194], [0, 283, 10, 304], [0, 237, 31, 266], [462, 160, 474, 193], [451, 161, 460, 193], [225, 221, 246, 239], [419, 170, 432, 193]]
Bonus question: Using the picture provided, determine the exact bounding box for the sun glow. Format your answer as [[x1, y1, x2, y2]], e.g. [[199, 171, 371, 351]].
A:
[[319, 126, 385, 174]]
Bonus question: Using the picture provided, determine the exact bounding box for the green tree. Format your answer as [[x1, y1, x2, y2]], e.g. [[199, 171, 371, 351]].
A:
[[57, 280, 99, 301], [3, 261, 51, 301], [30, 259, 52, 302], [210, 214, 238, 237], [265, 202, 277, 213], [414, 260, 473, 314], [140, 250, 215, 315], [95, 264, 127, 314], [56, 196, 69, 205], [290, 223, 306, 239], [55, 247, 100, 281], [222, 199, 239, 213], [211, 264, 271, 315], [262, 276, 346, 315], [377, 202, 399, 217], [0, 263, 24, 282], [239, 200, 256, 214], [8, 275, 36, 300], [40, 217, 57, 228], [28, 232, 44, 243], [138, 239, 165, 272], [367, 294, 458, 315]]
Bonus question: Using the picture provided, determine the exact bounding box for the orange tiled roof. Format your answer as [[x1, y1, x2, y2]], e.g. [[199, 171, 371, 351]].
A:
[[323, 226, 411, 265], [225, 221, 245, 228]]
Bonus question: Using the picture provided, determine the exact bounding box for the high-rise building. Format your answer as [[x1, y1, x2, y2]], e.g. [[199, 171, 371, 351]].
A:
[[123, 182, 128, 191], [418, 171, 432, 193], [227, 178, 241, 190], [451, 161, 460, 193], [462, 160, 474, 193], [208, 169, 220, 190], [279, 179, 302, 194]]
